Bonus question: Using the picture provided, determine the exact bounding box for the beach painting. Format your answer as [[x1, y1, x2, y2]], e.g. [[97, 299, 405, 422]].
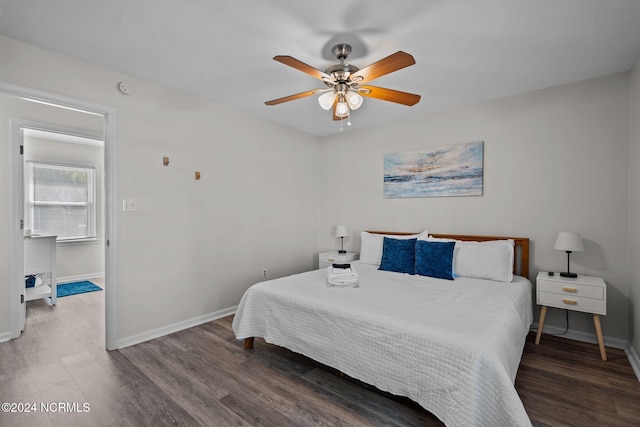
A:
[[384, 141, 484, 198]]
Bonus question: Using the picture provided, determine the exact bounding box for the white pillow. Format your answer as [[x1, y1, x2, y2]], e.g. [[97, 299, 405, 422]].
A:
[[453, 239, 515, 282], [360, 230, 428, 265]]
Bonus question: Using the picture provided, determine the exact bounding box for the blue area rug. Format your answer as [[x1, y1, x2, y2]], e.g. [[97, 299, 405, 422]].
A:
[[56, 281, 102, 298]]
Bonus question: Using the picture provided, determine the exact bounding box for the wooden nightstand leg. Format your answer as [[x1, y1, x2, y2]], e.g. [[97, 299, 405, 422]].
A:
[[593, 314, 607, 361], [535, 305, 548, 345]]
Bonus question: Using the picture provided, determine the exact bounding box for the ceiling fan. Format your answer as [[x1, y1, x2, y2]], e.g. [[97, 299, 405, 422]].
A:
[[265, 43, 421, 121]]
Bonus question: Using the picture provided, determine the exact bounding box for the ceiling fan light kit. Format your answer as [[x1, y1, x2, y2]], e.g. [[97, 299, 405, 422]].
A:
[[335, 99, 350, 117], [345, 91, 363, 110], [265, 43, 421, 126], [318, 91, 336, 110]]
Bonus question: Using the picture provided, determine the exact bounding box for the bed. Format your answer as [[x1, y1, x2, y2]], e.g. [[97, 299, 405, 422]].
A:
[[232, 232, 533, 426]]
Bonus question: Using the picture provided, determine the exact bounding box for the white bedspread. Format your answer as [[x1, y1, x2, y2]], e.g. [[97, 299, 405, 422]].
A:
[[233, 261, 533, 426]]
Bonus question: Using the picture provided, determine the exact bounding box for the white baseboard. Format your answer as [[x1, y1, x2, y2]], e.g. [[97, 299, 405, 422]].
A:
[[626, 343, 640, 382], [57, 272, 105, 284], [117, 305, 237, 349], [0, 330, 13, 343], [532, 322, 640, 382], [531, 322, 627, 349]]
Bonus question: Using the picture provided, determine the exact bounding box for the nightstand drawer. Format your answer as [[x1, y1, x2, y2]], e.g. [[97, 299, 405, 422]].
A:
[[320, 254, 341, 264], [538, 279, 604, 299], [319, 253, 356, 264], [318, 251, 358, 269], [538, 291, 605, 314]]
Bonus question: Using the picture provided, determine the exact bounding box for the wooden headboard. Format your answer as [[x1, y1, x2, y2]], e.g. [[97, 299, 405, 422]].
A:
[[366, 231, 530, 279]]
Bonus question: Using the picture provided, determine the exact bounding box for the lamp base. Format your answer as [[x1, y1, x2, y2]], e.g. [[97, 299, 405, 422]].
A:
[[560, 272, 577, 278], [338, 250, 346, 254]]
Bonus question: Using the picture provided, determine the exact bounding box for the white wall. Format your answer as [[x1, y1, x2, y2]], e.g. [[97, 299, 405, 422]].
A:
[[1, 34, 635, 348], [629, 55, 640, 356], [318, 73, 631, 343], [0, 36, 321, 342], [24, 136, 105, 280]]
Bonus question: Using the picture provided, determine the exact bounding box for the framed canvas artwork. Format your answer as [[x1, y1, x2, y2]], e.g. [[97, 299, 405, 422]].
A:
[[384, 141, 484, 198]]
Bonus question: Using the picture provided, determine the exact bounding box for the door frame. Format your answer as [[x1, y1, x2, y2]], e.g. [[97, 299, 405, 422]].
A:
[[14, 119, 104, 334], [1, 81, 118, 350]]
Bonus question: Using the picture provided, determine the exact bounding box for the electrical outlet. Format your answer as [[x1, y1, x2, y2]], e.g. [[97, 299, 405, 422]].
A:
[[122, 199, 137, 212], [261, 268, 267, 278]]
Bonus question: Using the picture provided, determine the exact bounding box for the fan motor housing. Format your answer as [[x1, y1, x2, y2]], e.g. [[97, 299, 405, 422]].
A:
[[324, 64, 359, 83], [323, 43, 360, 87]]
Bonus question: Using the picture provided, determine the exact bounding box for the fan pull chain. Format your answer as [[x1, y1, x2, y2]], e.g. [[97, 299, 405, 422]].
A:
[[338, 111, 352, 132]]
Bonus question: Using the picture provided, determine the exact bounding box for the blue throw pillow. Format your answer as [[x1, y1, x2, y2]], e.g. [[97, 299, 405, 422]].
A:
[[415, 240, 455, 280], [379, 237, 417, 274]]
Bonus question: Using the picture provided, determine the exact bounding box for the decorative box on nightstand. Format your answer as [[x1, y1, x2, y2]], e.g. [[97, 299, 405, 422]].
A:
[[535, 271, 607, 360], [318, 251, 358, 269]]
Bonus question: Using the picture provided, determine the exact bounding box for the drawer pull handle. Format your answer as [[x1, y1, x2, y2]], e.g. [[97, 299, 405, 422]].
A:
[[327, 258, 334, 262], [562, 287, 577, 293], [562, 299, 577, 305]]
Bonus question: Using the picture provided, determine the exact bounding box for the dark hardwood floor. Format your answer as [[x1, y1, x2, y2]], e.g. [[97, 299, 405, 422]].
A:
[[516, 333, 640, 427], [1, 284, 639, 426]]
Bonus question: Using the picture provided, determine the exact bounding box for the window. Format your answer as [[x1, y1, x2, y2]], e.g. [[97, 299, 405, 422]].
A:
[[26, 162, 96, 241]]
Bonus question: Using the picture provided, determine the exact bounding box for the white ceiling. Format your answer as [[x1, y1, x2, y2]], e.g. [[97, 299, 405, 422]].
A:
[[2, 0, 640, 137]]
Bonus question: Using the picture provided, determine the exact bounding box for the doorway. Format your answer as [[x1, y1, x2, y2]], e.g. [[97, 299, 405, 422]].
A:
[[20, 124, 105, 334], [2, 82, 118, 350]]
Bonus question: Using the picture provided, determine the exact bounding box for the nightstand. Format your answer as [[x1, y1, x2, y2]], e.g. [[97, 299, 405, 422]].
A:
[[318, 251, 358, 269], [535, 271, 607, 360]]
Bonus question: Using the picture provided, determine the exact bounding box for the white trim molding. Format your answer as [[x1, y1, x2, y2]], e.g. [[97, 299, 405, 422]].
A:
[[57, 273, 105, 285], [626, 344, 640, 382], [532, 322, 628, 349], [118, 306, 238, 349], [8, 118, 24, 339], [533, 323, 640, 382]]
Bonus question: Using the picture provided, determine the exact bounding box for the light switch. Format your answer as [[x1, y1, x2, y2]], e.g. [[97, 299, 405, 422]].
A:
[[122, 199, 137, 212]]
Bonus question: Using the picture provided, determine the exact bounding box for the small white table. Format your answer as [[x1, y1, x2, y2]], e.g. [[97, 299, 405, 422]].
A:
[[535, 271, 607, 360], [24, 234, 57, 305], [318, 251, 358, 269]]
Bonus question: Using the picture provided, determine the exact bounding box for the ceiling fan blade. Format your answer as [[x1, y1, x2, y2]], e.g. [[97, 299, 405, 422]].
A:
[[265, 89, 321, 106], [359, 85, 421, 106], [273, 55, 335, 83], [350, 51, 416, 84]]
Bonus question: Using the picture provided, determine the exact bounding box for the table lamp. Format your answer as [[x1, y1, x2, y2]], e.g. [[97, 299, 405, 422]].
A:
[[554, 232, 583, 278], [335, 225, 348, 254]]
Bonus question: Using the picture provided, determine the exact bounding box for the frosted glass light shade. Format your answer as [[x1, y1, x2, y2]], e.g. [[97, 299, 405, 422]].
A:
[[317, 91, 336, 110], [335, 100, 349, 117], [335, 225, 348, 238], [345, 91, 363, 110], [554, 232, 584, 252]]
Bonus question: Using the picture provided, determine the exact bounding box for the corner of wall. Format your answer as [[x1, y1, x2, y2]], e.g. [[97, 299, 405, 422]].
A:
[[629, 54, 640, 357], [627, 342, 640, 382]]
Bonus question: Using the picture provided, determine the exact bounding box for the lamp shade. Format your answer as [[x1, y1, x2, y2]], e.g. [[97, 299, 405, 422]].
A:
[[345, 91, 363, 110], [318, 91, 336, 110], [335, 100, 349, 117], [554, 232, 584, 252], [335, 225, 348, 238]]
